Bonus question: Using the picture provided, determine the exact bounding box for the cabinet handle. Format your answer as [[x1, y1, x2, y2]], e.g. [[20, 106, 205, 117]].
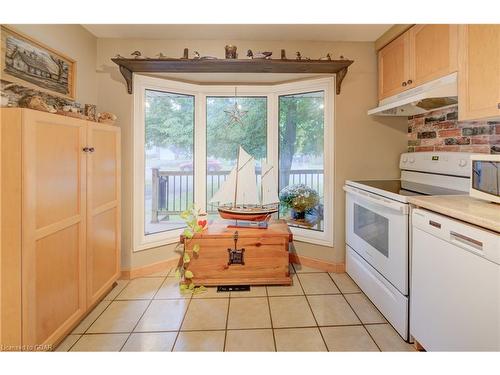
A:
[[402, 81, 407, 87], [82, 147, 90, 152], [89, 147, 95, 153], [407, 79, 413, 85], [429, 220, 441, 229]]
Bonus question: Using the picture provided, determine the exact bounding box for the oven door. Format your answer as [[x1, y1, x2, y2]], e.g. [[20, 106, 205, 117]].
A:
[[344, 185, 409, 295]]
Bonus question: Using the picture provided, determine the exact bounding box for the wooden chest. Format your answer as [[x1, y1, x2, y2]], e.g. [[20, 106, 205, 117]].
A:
[[181, 220, 292, 286]]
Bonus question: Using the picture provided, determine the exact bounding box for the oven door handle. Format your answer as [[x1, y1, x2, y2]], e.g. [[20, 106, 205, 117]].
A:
[[343, 185, 409, 214]]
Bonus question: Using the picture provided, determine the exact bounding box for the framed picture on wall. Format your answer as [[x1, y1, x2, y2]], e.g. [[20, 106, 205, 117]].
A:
[[0, 25, 76, 100]]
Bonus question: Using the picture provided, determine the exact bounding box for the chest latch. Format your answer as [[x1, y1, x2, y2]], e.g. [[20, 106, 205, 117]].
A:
[[227, 231, 245, 265]]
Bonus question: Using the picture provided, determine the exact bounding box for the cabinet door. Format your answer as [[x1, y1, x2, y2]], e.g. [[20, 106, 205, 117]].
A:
[[378, 32, 411, 100], [86, 123, 121, 306], [458, 25, 500, 121], [411, 24, 458, 86], [21, 111, 87, 349]]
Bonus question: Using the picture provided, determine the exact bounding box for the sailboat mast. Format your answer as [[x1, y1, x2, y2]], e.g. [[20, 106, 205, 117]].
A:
[[233, 146, 240, 208], [260, 161, 264, 207]]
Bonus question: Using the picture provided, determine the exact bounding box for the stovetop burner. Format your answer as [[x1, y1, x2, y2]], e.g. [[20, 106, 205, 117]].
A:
[[350, 179, 467, 199]]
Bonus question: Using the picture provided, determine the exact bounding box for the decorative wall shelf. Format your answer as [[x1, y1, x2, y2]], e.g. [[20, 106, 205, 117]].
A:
[[111, 58, 354, 95]]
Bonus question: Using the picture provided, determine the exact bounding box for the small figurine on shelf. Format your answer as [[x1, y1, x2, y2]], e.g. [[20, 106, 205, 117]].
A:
[[84, 104, 97, 121], [319, 53, 332, 61], [198, 53, 218, 60], [193, 51, 201, 60], [295, 51, 302, 60], [247, 50, 272, 59], [131, 51, 145, 59], [97, 112, 118, 125], [22, 95, 57, 113], [155, 52, 168, 59], [181, 48, 189, 59], [225, 45, 237, 59], [280, 49, 287, 60]]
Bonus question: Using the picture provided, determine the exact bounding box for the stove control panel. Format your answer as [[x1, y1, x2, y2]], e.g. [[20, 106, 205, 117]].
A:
[[400, 152, 471, 177]]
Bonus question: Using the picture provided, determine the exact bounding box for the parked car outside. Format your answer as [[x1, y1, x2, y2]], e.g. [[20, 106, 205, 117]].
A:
[[179, 159, 223, 172]]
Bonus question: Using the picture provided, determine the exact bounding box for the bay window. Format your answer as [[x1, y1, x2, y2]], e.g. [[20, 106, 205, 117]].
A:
[[133, 75, 334, 251]]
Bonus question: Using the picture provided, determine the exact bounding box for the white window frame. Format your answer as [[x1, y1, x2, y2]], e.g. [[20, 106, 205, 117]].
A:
[[273, 78, 335, 247], [133, 74, 334, 251], [133, 75, 201, 251]]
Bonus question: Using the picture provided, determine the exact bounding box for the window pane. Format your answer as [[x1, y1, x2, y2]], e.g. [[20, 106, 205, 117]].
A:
[[206, 96, 267, 216], [144, 89, 194, 235], [278, 91, 324, 231]]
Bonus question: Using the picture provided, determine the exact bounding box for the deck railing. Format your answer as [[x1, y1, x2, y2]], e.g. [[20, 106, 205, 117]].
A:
[[150, 168, 323, 223]]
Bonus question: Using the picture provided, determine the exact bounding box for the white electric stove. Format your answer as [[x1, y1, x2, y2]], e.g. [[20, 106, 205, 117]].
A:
[[343, 152, 471, 341]]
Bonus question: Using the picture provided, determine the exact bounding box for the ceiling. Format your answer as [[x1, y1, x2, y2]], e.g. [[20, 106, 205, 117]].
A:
[[83, 24, 392, 41]]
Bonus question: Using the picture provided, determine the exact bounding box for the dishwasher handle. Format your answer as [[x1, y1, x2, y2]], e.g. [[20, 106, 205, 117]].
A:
[[450, 231, 484, 255]]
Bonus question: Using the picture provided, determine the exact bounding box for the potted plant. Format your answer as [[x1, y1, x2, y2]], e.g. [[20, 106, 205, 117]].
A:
[[279, 184, 320, 221]]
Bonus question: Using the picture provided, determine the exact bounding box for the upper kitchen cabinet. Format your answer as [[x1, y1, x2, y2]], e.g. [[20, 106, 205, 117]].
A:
[[458, 25, 500, 121], [410, 24, 458, 87], [378, 25, 458, 100], [378, 32, 411, 100]]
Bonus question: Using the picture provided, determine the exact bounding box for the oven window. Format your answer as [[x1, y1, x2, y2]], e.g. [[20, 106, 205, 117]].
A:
[[353, 203, 389, 257]]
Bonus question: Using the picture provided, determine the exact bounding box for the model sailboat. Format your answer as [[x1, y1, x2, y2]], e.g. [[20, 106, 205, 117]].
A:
[[209, 146, 280, 222]]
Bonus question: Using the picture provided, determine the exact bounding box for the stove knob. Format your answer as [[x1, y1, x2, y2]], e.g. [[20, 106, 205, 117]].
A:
[[402, 156, 408, 163], [459, 159, 468, 167], [409, 156, 415, 164]]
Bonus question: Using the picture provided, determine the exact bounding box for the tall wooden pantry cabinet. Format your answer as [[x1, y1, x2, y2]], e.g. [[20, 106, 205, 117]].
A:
[[0, 108, 121, 351]]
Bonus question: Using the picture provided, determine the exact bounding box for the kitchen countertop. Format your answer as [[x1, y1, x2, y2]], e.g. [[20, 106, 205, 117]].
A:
[[407, 195, 500, 233]]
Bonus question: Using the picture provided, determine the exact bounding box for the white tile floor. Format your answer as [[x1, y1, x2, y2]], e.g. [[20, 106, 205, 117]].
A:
[[56, 264, 416, 352]]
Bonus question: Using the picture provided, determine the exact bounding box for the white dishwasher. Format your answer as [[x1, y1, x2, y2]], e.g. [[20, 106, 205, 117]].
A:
[[410, 208, 500, 351]]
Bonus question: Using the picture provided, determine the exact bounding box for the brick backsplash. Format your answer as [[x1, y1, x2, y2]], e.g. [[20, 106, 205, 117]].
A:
[[407, 106, 500, 154]]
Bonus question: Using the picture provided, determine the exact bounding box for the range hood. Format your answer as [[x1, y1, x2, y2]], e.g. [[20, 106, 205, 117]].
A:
[[368, 73, 458, 116]]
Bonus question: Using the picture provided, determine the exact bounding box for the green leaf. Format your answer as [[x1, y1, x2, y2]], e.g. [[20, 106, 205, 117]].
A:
[[192, 285, 207, 295], [180, 210, 190, 220], [183, 228, 193, 239], [192, 243, 200, 254], [183, 252, 191, 264], [188, 282, 195, 290], [179, 283, 188, 291], [174, 268, 181, 278], [185, 270, 194, 279]]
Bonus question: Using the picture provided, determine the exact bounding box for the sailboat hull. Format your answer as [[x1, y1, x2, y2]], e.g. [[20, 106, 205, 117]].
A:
[[217, 206, 278, 222]]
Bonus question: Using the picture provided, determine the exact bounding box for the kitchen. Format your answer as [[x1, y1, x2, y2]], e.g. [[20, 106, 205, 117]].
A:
[[346, 24, 500, 351], [0, 2, 499, 373]]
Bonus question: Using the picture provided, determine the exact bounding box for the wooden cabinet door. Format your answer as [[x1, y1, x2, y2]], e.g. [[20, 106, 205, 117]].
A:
[[458, 25, 500, 121], [86, 123, 121, 306], [378, 31, 411, 100], [21, 111, 87, 349], [410, 24, 458, 86]]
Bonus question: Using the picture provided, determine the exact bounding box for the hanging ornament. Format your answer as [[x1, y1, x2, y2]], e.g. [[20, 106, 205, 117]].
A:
[[224, 87, 248, 127]]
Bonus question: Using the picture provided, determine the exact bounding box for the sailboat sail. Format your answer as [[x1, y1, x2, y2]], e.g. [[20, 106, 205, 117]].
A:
[[235, 147, 259, 205], [261, 160, 280, 205], [209, 167, 237, 205], [210, 146, 279, 222]]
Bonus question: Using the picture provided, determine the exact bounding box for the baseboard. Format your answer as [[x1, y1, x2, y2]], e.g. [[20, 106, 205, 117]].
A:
[[121, 253, 344, 279], [120, 257, 181, 280], [289, 253, 345, 273]]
